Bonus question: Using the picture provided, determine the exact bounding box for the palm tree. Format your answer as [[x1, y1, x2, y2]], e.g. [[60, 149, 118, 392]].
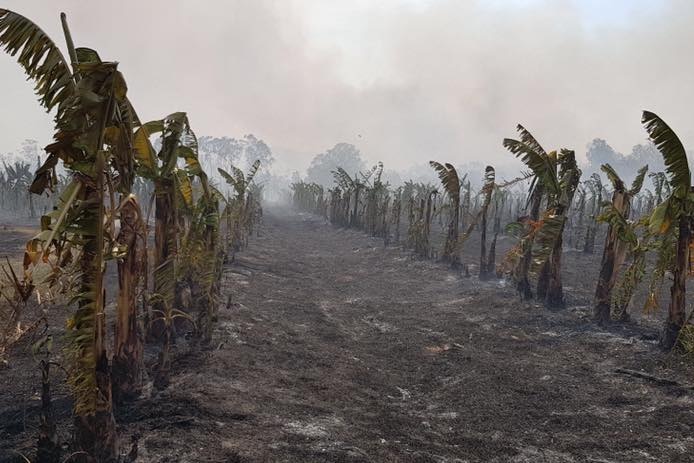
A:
[[641, 111, 693, 350], [593, 164, 648, 324]]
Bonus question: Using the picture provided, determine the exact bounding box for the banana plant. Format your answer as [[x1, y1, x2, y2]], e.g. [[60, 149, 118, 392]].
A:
[[478, 167, 497, 279], [504, 126, 581, 308], [112, 196, 147, 402], [503, 125, 548, 299], [404, 183, 438, 259], [364, 162, 387, 237], [332, 165, 378, 229], [218, 159, 261, 251], [430, 161, 463, 267], [133, 112, 200, 316], [641, 111, 694, 350], [583, 173, 604, 254], [650, 171, 669, 205], [179, 174, 223, 345], [4, 161, 35, 216], [1, 9, 139, 459], [593, 164, 648, 324], [597, 205, 649, 322], [149, 293, 195, 389]]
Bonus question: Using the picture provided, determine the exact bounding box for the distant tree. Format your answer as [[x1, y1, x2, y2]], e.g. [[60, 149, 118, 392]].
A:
[[199, 134, 274, 186], [585, 139, 666, 186], [587, 138, 621, 169], [306, 143, 366, 187], [239, 134, 274, 168], [198, 136, 242, 164], [199, 135, 273, 167]]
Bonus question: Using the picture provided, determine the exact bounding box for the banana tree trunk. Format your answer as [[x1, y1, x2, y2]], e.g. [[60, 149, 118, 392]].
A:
[[582, 224, 594, 254], [113, 197, 146, 402], [545, 225, 565, 309], [423, 194, 433, 258], [479, 200, 489, 279], [661, 215, 690, 350], [382, 195, 390, 243], [516, 186, 544, 299], [594, 237, 618, 324], [199, 201, 220, 345], [536, 261, 550, 299], [154, 180, 177, 267], [352, 187, 361, 228], [488, 229, 498, 277], [73, 181, 118, 462], [154, 321, 172, 390], [594, 193, 630, 324], [444, 194, 461, 267], [154, 180, 177, 298], [28, 192, 35, 218], [151, 180, 178, 340]]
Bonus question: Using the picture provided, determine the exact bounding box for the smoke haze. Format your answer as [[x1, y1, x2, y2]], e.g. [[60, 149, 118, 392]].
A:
[[1, 0, 693, 177]]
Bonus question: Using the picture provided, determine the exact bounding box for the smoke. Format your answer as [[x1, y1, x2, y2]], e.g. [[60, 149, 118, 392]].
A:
[[1, 0, 693, 178]]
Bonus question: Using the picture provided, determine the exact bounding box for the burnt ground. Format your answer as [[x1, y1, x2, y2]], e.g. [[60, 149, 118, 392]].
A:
[[3, 208, 694, 462]]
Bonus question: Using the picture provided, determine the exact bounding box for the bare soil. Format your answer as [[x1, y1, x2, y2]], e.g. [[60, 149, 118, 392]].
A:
[[3, 209, 694, 462]]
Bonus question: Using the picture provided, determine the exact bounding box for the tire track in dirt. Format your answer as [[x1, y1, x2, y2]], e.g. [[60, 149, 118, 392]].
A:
[[132, 209, 694, 463]]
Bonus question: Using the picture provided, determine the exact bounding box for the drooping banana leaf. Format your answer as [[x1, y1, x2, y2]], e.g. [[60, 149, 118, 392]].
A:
[[0, 9, 76, 117], [597, 203, 638, 247], [516, 124, 547, 156], [648, 196, 677, 235], [531, 214, 566, 269], [629, 165, 649, 196], [642, 111, 691, 197], [429, 161, 460, 202], [503, 138, 560, 197], [601, 163, 626, 192], [246, 160, 261, 185], [174, 169, 194, 210], [332, 167, 355, 191]]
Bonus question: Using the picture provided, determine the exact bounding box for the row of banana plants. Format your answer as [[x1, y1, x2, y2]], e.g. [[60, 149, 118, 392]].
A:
[[502, 113, 694, 351], [291, 113, 694, 354], [0, 9, 261, 462]]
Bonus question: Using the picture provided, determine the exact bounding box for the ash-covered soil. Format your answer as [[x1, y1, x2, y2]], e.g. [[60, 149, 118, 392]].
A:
[[3, 209, 694, 462]]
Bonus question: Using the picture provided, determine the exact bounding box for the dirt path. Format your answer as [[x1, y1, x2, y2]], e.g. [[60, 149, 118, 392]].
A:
[[121, 209, 694, 463]]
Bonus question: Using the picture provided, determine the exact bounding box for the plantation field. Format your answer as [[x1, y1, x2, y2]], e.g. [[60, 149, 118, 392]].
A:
[[3, 209, 693, 462]]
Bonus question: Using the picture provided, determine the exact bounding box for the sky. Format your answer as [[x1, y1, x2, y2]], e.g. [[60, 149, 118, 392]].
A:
[[1, 0, 693, 176]]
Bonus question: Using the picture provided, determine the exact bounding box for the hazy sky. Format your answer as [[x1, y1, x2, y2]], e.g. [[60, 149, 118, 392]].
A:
[[1, 0, 693, 174]]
